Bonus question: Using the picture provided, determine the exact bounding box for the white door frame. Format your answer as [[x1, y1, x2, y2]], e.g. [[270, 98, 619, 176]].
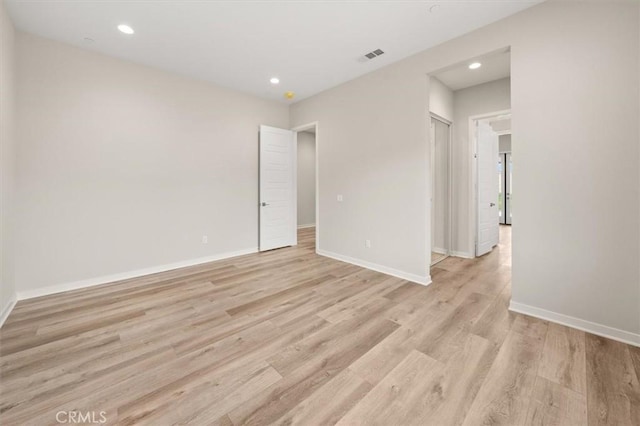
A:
[[469, 109, 511, 257], [429, 113, 453, 266], [291, 121, 319, 253]]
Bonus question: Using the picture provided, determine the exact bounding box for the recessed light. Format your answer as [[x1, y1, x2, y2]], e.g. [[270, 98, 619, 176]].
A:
[[429, 4, 440, 13], [469, 62, 482, 70], [270, 77, 280, 85], [117, 24, 134, 35]]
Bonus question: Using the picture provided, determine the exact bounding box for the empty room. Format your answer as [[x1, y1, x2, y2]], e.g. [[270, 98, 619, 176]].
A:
[[1, 0, 639, 425]]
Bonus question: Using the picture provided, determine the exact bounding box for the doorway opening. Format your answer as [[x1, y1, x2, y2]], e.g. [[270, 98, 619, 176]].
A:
[[470, 111, 511, 256], [498, 136, 512, 225], [430, 114, 452, 266], [292, 122, 319, 253], [258, 122, 318, 253], [428, 46, 512, 267]]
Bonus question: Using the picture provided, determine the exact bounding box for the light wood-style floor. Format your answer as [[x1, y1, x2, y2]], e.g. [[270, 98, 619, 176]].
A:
[[431, 251, 447, 265], [1, 227, 639, 425]]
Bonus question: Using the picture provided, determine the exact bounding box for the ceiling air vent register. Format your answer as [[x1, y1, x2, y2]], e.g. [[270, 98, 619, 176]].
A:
[[359, 49, 385, 62]]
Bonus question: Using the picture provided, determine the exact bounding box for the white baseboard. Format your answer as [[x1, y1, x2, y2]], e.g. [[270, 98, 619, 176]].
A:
[[431, 247, 447, 255], [0, 292, 17, 329], [16, 247, 258, 301], [450, 250, 474, 259], [317, 249, 431, 286], [509, 301, 640, 347], [297, 223, 315, 229]]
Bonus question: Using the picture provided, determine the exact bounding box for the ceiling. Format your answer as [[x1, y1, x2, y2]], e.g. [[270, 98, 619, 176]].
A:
[[6, 0, 538, 103], [433, 49, 511, 91], [489, 117, 512, 134]]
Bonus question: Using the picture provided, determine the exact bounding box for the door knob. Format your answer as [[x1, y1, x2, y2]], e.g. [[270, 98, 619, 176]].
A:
[[490, 203, 496, 207], [261, 202, 269, 207]]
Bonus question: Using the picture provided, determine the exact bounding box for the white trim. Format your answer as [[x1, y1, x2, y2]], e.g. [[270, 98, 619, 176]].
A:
[[0, 292, 17, 328], [291, 121, 320, 254], [317, 249, 431, 286], [16, 247, 258, 301], [429, 112, 451, 126], [450, 250, 474, 259], [297, 223, 315, 229], [509, 301, 640, 348], [469, 109, 511, 257]]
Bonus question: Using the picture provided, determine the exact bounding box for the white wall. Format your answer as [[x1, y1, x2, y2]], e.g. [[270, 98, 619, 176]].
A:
[[14, 33, 289, 296], [452, 77, 511, 255], [510, 1, 638, 341], [429, 77, 453, 122], [291, 1, 640, 340], [0, 1, 16, 320], [297, 131, 316, 227], [291, 63, 430, 284]]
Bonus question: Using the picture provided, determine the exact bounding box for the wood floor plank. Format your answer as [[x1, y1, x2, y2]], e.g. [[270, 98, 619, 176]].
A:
[[382, 281, 428, 303], [317, 275, 405, 324], [414, 333, 499, 425], [0, 309, 145, 356], [538, 322, 587, 395], [211, 414, 234, 426], [348, 325, 422, 386], [267, 298, 397, 377], [272, 368, 372, 426], [111, 323, 285, 424], [119, 361, 282, 425], [225, 275, 333, 317], [415, 292, 493, 362], [383, 286, 451, 327], [470, 282, 514, 345], [6, 279, 215, 331], [1, 346, 179, 424], [629, 345, 640, 385], [525, 376, 587, 426], [511, 313, 549, 341], [585, 334, 640, 426], [461, 328, 546, 425], [229, 315, 399, 425], [335, 350, 445, 426]]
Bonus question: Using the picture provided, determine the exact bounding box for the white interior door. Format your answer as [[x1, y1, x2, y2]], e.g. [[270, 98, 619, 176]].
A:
[[476, 121, 499, 256], [259, 125, 295, 251]]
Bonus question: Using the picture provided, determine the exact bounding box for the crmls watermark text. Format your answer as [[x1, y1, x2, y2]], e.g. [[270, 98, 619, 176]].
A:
[[56, 410, 107, 424]]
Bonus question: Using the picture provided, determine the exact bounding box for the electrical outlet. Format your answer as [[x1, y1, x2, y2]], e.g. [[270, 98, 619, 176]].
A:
[[365, 239, 371, 248], [202, 235, 208, 244], [337, 194, 343, 202]]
